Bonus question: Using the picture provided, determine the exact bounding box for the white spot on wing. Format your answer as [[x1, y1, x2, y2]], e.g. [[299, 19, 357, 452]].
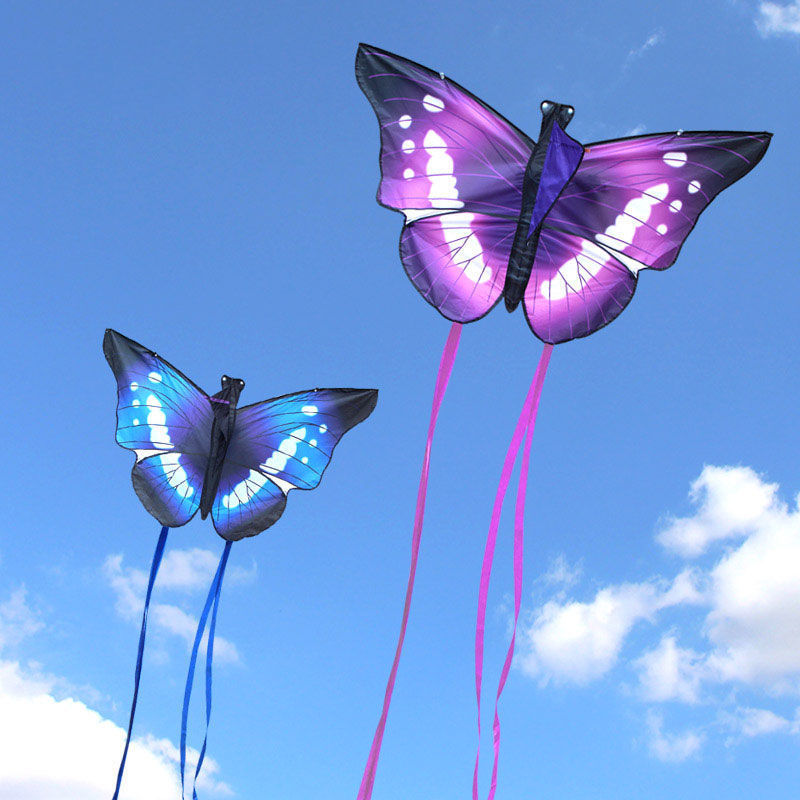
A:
[[657, 224, 667, 235], [669, 199, 683, 213], [688, 180, 701, 194], [398, 114, 412, 129], [403, 168, 415, 179], [422, 94, 444, 112], [663, 151, 687, 167], [301, 405, 318, 416], [401, 139, 415, 154], [148, 371, 163, 384]]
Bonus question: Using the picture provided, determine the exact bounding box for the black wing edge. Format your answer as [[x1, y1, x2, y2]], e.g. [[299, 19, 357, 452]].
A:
[[583, 129, 773, 150], [102, 328, 210, 400]]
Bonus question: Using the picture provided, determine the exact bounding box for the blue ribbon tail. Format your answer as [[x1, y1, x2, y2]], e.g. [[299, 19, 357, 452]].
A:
[[181, 541, 232, 800], [111, 525, 169, 800]]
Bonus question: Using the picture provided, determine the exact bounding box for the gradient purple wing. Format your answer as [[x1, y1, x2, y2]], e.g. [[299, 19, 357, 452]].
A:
[[523, 229, 637, 344], [356, 43, 532, 220], [211, 389, 378, 541], [104, 329, 213, 527], [544, 130, 772, 273], [400, 212, 516, 322]]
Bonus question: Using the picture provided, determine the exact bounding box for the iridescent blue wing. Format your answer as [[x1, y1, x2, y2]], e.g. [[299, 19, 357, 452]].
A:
[[103, 329, 213, 526], [211, 389, 379, 541]]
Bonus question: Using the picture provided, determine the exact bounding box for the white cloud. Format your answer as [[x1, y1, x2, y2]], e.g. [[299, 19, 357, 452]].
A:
[[627, 30, 664, 62], [0, 659, 231, 799], [704, 498, 800, 688], [646, 711, 704, 762], [104, 548, 244, 665], [635, 636, 705, 704], [518, 465, 800, 760], [0, 589, 232, 798], [757, 1, 800, 35], [721, 706, 792, 743], [657, 465, 778, 557], [519, 572, 697, 685]]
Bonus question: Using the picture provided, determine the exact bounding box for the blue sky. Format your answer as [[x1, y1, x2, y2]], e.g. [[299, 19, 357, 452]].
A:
[[1, 1, 799, 798]]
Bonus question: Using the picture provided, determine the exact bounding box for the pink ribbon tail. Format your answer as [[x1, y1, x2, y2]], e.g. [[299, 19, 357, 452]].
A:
[[356, 322, 462, 800], [473, 344, 553, 800]]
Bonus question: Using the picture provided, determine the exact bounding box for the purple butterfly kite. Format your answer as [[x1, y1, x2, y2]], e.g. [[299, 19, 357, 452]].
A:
[[353, 43, 771, 800]]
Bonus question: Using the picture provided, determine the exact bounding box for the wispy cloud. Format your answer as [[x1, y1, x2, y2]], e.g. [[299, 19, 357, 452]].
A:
[[646, 711, 704, 762], [624, 124, 647, 137], [0, 588, 42, 650], [624, 29, 665, 69], [757, 1, 800, 35], [516, 465, 800, 759], [103, 546, 254, 665]]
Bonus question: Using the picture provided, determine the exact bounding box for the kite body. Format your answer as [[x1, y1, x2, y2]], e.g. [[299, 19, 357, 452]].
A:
[[505, 102, 582, 311], [200, 376, 244, 519]]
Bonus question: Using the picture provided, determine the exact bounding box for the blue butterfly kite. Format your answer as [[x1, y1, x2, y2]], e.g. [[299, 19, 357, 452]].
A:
[[104, 329, 378, 799]]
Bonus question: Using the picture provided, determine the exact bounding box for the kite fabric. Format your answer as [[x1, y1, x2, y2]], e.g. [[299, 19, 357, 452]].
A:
[[103, 329, 377, 798], [354, 42, 771, 800]]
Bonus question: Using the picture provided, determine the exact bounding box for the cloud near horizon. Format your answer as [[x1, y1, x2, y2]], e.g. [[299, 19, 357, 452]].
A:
[[0, 589, 232, 799]]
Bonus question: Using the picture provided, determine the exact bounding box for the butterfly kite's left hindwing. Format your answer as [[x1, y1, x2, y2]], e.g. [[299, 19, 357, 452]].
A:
[[211, 389, 379, 540], [104, 329, 213, 527]]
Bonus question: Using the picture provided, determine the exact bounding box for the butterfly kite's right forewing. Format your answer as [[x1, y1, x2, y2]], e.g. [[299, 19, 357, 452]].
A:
[[356, 43, 530, 322], [103, 329, 213, 527]]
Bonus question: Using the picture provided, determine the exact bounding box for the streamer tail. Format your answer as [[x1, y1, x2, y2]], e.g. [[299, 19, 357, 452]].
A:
[[111, 525, 169, 800], [356, 322, 462, 800], [180, 541, 232, 800], [473, 345, 552, 800]]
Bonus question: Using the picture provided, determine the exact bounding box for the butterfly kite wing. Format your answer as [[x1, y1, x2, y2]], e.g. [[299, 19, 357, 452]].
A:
[[103, 329, 213, 526], [210, 389, 379, 540], [525, 130, 772, 343], [356, 43, 531, 321]]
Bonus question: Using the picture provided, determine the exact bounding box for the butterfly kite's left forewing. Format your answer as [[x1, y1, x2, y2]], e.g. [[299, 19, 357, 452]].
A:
[[103, 329, 213, 526], [210, 389, 379, 540]]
